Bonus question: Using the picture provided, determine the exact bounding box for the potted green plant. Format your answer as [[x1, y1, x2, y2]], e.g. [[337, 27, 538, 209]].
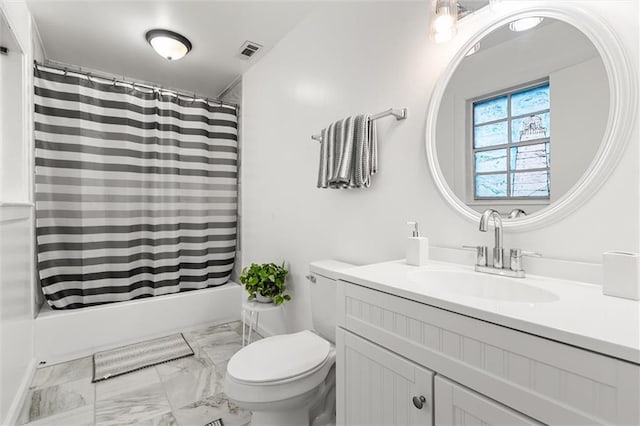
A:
[[239, 262, 291, 305]]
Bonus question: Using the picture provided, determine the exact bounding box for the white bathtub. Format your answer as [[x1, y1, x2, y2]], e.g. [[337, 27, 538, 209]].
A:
[[35, 282, 243, 365]]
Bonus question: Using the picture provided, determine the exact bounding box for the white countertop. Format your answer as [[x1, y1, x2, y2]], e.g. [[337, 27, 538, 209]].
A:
[[337, 260, 640, 364]]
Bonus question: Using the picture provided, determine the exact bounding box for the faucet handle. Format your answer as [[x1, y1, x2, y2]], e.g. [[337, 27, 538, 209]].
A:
[[512, 249, 542, 257], [463, 245, 488, 267], [509, 249, 542, 272]]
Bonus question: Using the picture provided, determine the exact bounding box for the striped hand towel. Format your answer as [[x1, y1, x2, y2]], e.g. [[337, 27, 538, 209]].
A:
[[330, 116, 354, 187], [354, 114, 377, 188], [316, 114, 377, 189]]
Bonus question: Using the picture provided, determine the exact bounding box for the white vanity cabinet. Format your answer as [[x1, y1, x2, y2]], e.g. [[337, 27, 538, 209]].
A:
[[435, 376, 541, 426], [336, 280, 640, 425], [336, 328, 434, 426], [336, 327, 539, 426]]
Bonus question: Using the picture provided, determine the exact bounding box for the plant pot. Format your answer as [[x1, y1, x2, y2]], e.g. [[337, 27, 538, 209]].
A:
[[255, 293, 273, 303]]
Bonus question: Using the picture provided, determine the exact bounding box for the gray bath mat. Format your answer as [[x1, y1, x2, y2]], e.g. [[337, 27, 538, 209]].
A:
[[92, 333, 194, 382]]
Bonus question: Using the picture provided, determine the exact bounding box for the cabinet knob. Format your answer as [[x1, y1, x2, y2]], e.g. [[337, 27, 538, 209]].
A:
[[412, 395, 426, 410]]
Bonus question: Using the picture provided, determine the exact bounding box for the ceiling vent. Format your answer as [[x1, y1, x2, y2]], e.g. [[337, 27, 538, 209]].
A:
[[238, 41, 262, 59]]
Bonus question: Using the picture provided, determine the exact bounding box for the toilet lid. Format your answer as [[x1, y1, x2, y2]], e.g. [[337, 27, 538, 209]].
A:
[[227, 330, 331, 383]]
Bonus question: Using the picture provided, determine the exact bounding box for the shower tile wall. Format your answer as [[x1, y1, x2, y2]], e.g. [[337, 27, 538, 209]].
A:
[[17, 322, 256, 426]]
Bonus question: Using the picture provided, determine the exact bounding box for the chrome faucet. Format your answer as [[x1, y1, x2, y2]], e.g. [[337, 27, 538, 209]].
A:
[[479, 209, 504, 269], [464, 208, 542, 278]]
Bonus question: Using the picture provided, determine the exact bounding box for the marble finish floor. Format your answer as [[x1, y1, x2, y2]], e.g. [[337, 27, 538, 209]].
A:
[[18, 321, 258, 426]]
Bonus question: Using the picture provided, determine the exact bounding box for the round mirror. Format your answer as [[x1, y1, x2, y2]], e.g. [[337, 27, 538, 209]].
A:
[[426, 6, 636, 230]]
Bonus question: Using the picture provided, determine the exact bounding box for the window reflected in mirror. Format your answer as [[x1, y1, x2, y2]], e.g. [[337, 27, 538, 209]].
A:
[[472, 82, 550, 200]]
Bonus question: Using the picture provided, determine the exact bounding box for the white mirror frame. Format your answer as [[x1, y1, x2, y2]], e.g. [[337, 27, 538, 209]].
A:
[[425, 3, 637, 231]]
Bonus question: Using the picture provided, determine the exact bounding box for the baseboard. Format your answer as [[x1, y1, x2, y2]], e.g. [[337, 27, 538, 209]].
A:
[[4, 357, 37, 426]]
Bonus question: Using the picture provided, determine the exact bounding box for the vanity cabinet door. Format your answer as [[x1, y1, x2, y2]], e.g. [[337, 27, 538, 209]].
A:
[[435, 376, 543, 426], [336, 328, 433, 426]]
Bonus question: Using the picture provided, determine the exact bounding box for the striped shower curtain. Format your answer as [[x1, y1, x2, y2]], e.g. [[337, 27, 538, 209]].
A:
[[34, 66, 238, 309]]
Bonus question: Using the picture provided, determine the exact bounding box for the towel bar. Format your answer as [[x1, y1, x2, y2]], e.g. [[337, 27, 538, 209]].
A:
[[311, 107, 408, 141]]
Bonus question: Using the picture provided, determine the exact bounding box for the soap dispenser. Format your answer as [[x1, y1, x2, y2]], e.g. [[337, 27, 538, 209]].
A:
[[406, 221, 429, 266]]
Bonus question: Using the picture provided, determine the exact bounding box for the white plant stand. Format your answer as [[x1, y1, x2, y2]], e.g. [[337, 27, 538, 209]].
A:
[[241, 298, 282, 346]]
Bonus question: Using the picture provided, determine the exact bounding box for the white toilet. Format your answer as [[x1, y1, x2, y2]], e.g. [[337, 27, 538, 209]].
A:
[[225, 260, 354, 426]]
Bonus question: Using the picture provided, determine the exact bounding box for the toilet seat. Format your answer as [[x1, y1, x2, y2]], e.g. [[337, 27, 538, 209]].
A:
[[225, 330, 336, 408], [227, 330, 331, 384]]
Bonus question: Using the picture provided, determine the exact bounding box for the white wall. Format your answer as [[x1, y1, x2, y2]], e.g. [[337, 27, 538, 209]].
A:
[[0, 208, 34, 424], [1, 11, 25, 202], [220, 80, 242, 106], [551, 57, 608, 201], [0, 0, 37, 423], [240, 1, 639, 335], [437, 20, 608, 213]]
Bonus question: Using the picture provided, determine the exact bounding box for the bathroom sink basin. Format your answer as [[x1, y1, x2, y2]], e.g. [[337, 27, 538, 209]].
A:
[[408, 269, 559, 303]]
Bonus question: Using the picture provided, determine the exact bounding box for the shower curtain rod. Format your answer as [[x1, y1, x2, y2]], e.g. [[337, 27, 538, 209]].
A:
[[34, 61, 238, 111]]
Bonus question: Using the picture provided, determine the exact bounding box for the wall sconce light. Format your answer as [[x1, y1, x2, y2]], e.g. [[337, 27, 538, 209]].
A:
[[145, 29, 192, 61], [430, 0, 458, 44]]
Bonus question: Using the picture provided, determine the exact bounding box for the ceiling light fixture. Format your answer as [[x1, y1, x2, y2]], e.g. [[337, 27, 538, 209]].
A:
[[509, 17, 544, 32], [145, 29, 192, 61], [430, 0, 458, 44]]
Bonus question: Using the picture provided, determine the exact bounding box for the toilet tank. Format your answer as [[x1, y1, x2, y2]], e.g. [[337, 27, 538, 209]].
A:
[[308, 260, 356, 344]]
